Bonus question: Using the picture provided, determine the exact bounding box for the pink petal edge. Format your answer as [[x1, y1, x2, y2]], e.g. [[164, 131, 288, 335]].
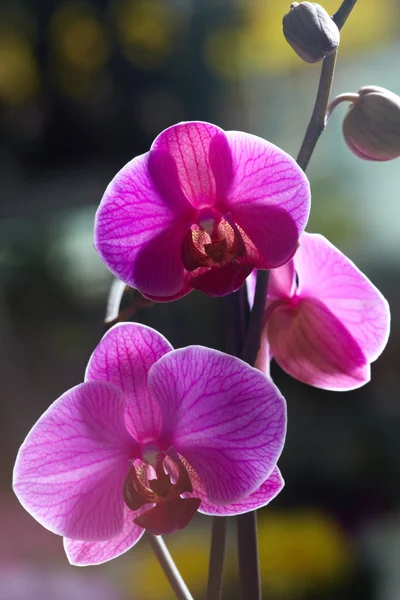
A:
[[294, 233, 390, 363], [86, 323, 173, 443], [13, 381, 135, 541], [148, 346, 287, 504], [219, 131, 310, 268], [64, 505, 145, 566], [268, 298, 371, 391]]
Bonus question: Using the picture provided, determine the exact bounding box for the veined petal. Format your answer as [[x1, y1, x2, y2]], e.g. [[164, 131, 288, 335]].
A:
[[186, 466, 284, 516], [219, 131, 310, 268], [268, 298, 370, 391], [94, 152, 194, 295], [64, 505, 145, 566], [295, 233, 390, 362], [152, 122, 229, 208], [13, 381, 135, 541], [148, 347, 286, 505], [86, 323, 173, 443]]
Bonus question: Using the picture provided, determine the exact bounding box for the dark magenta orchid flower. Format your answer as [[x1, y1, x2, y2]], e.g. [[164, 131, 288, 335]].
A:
[[13, 323, 287, 566], [94, 121, 310, 300], [249, 233, 390, 390]]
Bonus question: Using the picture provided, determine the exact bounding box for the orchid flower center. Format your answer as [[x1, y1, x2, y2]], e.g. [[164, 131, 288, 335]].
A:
[[181, 209, 246, 272], [123, 446, 201, 535]]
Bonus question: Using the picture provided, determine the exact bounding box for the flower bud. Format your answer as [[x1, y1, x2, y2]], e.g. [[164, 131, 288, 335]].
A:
[[343, 86, 400, 161], [282, 2, 340, 64]]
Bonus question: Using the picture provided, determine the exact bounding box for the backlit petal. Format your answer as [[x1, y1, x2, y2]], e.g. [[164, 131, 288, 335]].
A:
[[86, 323, 173, 443], [295, 233, 390, 362], [152, 122, 229, 208], [268, 298, 370, 390], [186, 466, 284, 516], [94, 152, 194, 295], [64, 505, 145, 566], [148, 347, 286, 504], [218, 131, 310, 267], [13, 381, 135, 541]]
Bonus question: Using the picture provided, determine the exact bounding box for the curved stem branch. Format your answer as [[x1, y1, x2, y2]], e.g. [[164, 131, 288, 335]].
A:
[[326, 92, 359, 122], [147, 534, 194, 600], [206, 517, 228, 600]]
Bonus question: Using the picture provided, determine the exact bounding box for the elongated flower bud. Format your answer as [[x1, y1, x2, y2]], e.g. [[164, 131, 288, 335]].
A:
[[343, 86, 400, 161], [282, 2, 340, 64]]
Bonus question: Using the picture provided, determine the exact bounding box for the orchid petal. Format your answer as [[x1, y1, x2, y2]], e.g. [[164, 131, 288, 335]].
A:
[[149, 347, 286, 504], [152, 122, 229, 208], [268, 298, 371, 390], [13, 381, 135, 541], [218, 131, 310, 267], [185, 465, 284, 516], [295, 233, 390, 362], [86, 323, 173, 443], [64, 506, 145, 566], [94, 152, 194, 295]]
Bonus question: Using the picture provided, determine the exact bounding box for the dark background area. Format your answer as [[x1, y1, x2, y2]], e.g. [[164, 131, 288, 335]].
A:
[[1, 1, 399, 599]]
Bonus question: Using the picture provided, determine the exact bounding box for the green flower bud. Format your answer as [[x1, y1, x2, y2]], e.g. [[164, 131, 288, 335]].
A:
[[282, 2, 340, 64], [343, 86, 400, 161]]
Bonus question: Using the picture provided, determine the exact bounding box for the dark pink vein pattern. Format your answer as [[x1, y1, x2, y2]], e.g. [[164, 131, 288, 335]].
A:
[[149, 346, 286, 504]]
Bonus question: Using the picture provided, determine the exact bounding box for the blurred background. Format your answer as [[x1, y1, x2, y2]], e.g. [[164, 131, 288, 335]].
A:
[[1, 0, 399, 598]]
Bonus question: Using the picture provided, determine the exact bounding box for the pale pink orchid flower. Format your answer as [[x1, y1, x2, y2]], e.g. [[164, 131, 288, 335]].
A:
[[249, 233, 390, 391], [94, 121, 310, 300], [13, 323, 286, 566]]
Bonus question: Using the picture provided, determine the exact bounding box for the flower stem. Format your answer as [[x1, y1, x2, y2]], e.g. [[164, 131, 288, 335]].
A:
[[206, 517, 228, 600], [147, 534, 195, 600], [233, 269, 270, 600], [296, 0, 359, 171], [242, 270, 269, 366], [237, 511, 261, 600], [333, 0, 359, 29]]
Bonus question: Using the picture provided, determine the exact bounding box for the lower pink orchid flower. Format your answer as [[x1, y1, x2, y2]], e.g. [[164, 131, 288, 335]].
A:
[[249, 233, 390, 391], [13, 323, 287, 566], [94, 121, 310, 300]]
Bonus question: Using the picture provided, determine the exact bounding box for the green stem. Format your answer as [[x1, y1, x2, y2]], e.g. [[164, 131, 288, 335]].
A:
[[234, 270, 269, 600], [206, 517, 228, 600], [147, 534, 194, 600], [333, 0, 359, 29], [296, 0, 359, 171]]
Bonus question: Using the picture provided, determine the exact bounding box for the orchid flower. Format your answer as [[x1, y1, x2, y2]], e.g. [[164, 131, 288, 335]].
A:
[[13, 323, 287, 566], [250, 233, 390, 391], [94, 121, 310, 300]]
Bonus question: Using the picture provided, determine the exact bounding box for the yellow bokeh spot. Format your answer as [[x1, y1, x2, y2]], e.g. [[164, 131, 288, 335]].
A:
[[258, 509, 352, 593], [110, 0, 182, 69], [50, 2, 109, 71], [0, 34, 39, 105], [205, 0, 397, 78]]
